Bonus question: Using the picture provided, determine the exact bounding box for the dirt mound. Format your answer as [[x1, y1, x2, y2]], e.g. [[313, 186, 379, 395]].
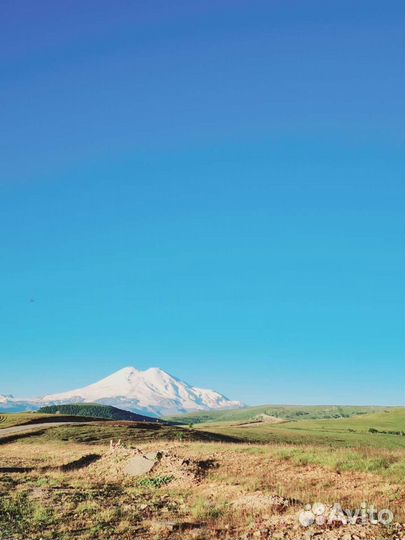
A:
[[87, 443, 216, 485], [154, 453, 216, 485], [87, 444, 149, 480]]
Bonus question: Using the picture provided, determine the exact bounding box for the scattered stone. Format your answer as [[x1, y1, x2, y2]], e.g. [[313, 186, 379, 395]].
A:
[[124, 453, 157, 477]]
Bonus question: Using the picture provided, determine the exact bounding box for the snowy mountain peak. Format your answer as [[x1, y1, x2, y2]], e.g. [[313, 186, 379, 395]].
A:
[[104, 366, 140, 380], [36, 366, 244, 417], [119, 366, 139, 374]]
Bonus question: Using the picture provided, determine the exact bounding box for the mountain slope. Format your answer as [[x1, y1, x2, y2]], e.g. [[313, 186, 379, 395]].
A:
[[1, 367, 244, 417]]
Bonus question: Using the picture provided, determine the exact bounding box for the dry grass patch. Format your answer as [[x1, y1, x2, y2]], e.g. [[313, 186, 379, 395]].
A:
[[0, 439, 404, 539]]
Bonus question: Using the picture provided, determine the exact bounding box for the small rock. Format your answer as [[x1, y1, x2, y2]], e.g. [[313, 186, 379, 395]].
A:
[[341, 534, 351, 540]]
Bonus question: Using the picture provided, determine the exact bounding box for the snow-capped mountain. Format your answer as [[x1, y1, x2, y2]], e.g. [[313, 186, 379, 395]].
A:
[[1, 367, 244, 417]]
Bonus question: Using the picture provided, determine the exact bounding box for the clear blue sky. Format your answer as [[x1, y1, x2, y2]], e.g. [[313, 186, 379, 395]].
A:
[[1, 0, 404, 405]]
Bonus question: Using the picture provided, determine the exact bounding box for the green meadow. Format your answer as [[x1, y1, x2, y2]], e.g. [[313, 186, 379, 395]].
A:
[[164, 404, 391, 425], [194, 408, 405, 449]]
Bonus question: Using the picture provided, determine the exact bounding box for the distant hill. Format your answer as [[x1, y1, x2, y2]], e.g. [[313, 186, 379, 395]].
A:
[[164, 404, 392, 425], [37, 403, 159, 423]]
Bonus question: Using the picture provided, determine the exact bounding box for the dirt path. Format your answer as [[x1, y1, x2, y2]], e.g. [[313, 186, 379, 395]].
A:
[[0, 421, 95, 438]]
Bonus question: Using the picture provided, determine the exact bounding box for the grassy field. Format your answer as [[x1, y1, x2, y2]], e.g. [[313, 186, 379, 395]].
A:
[[0, 413, 61, 428], [9, 422, 240, 445], [0, 408, 404, 539], [195, 408, 405, 449], [0, 413, 110, 429], [165, 404, 390, 425]]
